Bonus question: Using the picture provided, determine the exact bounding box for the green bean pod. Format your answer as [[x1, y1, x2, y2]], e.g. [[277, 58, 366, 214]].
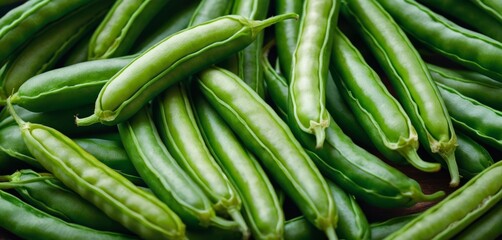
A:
[[0, 189, 136, 240], [341, 0, 459, 186], [428, 63, 502, 111], [386, 160, 502, 239], [416, 0, 502, 42], [0, 169, 129, 233], [454, 199, 502, 240], [369, 213, 418, 240], [0, 0, 94, 65], [10, 56, 133, 112], [274, 0, 303, 79], [289, 0, 339, 148], [6, 101, 185, 240], [437, 82, 502, 150], [76, 13, 297, 127], [331, 27, 440, 172], [454, 131, 494, 180], [88, 0, 168, 60], [231, 0, 270, 98], [262, 51, 445, 208], [0, 0, 111, 98], [377, 0, 502, 82], [470, 0, 502, 24], [59, 31, 92, 66], [154, 84, 246, 233], [189, 0, 233, 27], [192, 91, 285, 239], [118, 106, 240, 231], [284, 216, 326, 240], [196, 66, 337, 239]]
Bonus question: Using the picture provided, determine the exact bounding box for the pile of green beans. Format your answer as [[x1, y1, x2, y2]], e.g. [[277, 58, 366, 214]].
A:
[[0, 0, 501, 239]]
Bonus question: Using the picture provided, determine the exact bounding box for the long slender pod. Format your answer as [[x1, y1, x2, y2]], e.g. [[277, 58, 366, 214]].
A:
[[196, 67, 338, 240], [331, 27, 439, 172], [289, 0, 339, 148], [192, 92, 285, 239], [341, 0, 459, 186], [274, 0, 303, 79], [6, 100, 185, 240], [470, 0, 502, 24], [262, 51, 445, 208], [377, 0, 502, 82], [76, 13, 297, 126], [386, 160, 502, 239], [454, 132, 494, 180], [454, 200, 502, 240]]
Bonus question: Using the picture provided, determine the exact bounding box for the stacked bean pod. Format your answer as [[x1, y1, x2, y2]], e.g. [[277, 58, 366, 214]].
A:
[[0, 0, 501, 239]]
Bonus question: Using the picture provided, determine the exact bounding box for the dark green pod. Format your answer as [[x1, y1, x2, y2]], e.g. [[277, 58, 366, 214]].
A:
[[369, 213, 418, 240], [455, 132, 494, 180]]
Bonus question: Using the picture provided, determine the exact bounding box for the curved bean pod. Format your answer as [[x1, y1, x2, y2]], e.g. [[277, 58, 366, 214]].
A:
[[437, 82, 502, 150], [189, 0, 233, 27], [331, 27, 439, 172], [0, 189, 136, 240], [196, 67, 338, 240], [454, 131, 494, 180], [88, 0, 168, 60], [428, 63, 502, 111], [274, 0, 303, 79], [262, 50, 445, 208], [341, 0, 459, 186], [369, 213, 418, 240], [0, 0, 111, 97], [76, 13, 297, 126], [377, 0, 502, 82], [454, 200, 502, 240], [470, 0, 502, 24], [386, 160, 502, 239], [283, 216, 326, 240], [118, 106, 239, 230], [0, 169, 129, 233], [6, 101, 185, 240], [289, 0, 339, 148], [192, 91, 284, 239], [0, 0, 94, 65]]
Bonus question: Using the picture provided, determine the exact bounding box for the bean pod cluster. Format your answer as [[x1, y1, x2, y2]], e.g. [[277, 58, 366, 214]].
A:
[[0, 0, 501, 240]]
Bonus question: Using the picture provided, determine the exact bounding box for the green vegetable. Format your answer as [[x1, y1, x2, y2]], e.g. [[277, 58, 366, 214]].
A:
[[369, 213, 418, 240], [274, 0, 303, 79]]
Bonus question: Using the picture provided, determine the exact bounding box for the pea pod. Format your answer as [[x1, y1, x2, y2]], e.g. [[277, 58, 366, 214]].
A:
[[331, 27, 439, 172], [76, 13, 297, 126], [262, 48, 445, 208], [369, 213, 418, 240], [428, 63, 502, 111], [10, 56, 133, 112], [341, 0, 459, 186], [0, 0, 111, 97], [284, 216, 326, 240], [0, 0, 95, 65], [274, 0, 303, 79], [470, 0, 502, 24], [437, 82, 502, 150], [416, 0, 502, 42], [386, 160, 502, 239], [192, 91, 285, 239], [118, 105, 240, 231], [289, 0, 339, 148], [196, 66, 338, 240], [6, 100, 185, 240], [0, 169, 129, 233], [454, 200, 502, 240], [189, 0, 233, 28], [377, 0, 502, 82], [88, 0, 169, 60], [454, 132, 494, 180], [0, 189, 136, 240]]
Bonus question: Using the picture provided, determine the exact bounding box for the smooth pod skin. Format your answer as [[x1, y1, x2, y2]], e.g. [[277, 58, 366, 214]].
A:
[[428, 63, 502, 111], [88, 0, 168, 59], [76, 13, 297, 126], [331, 27, 439, 172], [0, 0, 94, 65], [1, 169, 129, 233], [262, 53, 445, 208], [231, 0, 270, 97], [386, 160, 502, 239], [369, 213, 418, 240], [341, 0, 459, 186], [283, 216, 326, 240], [416, 0, 502, 42], [7, 102, 185, 240], [377, 0, 502, 82], [470, 0, 502, 24], [0, 0, 111, 98], [118, 106, 238, 230], [196, 67, 338, 239], [10, 56, 133, 112], [0, 190, 136, 240], [154, 84, 246, 233], [437, 82, 502, 150], [192, 92, 285, 240], [275, 0, 303, 79], [454, 132, 494, 180], [289, 0, 339, 148], [454, 200, 502, 240], [189, 0, 233, 27]]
